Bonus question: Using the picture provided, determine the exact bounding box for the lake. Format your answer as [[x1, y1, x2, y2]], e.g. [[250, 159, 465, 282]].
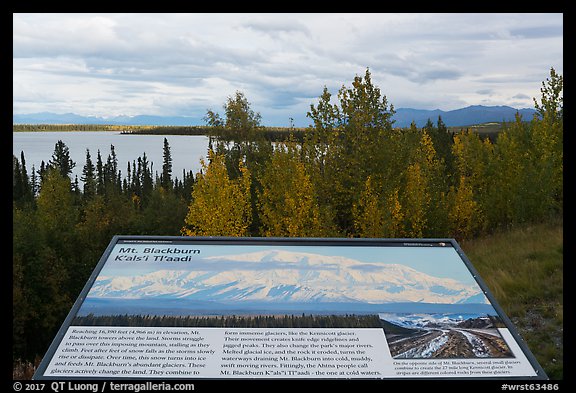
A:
[[13, 132, 210, 182]]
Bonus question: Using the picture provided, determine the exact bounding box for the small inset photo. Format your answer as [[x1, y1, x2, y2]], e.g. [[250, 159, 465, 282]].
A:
[[380, 312, 514, 359]]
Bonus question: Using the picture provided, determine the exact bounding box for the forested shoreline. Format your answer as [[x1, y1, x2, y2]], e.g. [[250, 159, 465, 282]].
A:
[[12, 68, 562, 367], [72, 313, 383, 328], [12, 123, 307, 142]]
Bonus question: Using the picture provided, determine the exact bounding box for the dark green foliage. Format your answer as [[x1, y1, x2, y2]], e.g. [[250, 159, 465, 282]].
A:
[[72, 313, 383, 328], [534, 67, 563, 123], [81, 149, 96, 199], [12, 139, 193, 364], [47, 140, 75, 179], [13, 154, 30, 205], [160, 137, 173, 191]]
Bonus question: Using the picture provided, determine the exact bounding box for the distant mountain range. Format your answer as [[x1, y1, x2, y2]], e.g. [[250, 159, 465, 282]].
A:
[[13, 105, 537, 128], [86, 249, 485, 306], [12, 112, 199, 127], [393, 105, 536, 128]]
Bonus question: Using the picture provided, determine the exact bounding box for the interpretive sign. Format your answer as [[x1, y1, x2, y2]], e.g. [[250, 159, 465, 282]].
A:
[[34, 236, 547, 379]]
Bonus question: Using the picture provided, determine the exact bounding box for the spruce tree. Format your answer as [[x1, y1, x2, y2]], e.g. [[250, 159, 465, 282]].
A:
[[161, 138, 173, 190], [48, 140, 75, 179], [81, 149, 96, 199]]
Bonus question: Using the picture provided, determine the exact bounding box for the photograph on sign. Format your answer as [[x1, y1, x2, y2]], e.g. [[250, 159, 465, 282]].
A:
[[34, 237, 546, 379], [380, 312, 512, 359]]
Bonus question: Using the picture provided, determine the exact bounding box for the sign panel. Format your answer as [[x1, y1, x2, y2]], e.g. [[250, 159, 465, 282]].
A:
[[34, 236, 547, 379]]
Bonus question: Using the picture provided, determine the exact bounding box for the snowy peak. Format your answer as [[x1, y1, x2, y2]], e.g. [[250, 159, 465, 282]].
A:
[[204, 249, 350, 266], [89, 250, 485, 305]]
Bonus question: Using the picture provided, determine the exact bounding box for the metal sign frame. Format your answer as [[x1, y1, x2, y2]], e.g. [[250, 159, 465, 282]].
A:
[[33, 235, 548, 380]]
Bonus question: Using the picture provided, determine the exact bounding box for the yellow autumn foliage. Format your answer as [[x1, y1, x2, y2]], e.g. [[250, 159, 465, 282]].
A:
[[257, 143, 323, 237], [181, 151, 251, 237]]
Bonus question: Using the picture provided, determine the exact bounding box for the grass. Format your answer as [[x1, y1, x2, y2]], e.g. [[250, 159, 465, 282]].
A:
[[460, 218, 563, 379]]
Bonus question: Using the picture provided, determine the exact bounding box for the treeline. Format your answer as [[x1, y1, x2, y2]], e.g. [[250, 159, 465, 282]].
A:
[[121, 125, 211, 136], [72, 313, 383, 328], [13, 123, 210, 135], [124, 124, 310, 142], [14, 124, 137, 132], [13, 123, 307, 142], [12, 68, 562, 365]]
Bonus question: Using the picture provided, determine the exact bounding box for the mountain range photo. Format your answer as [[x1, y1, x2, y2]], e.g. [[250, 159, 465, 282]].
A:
[[77, 248, 492, 318], [380, 312, 514, 359]]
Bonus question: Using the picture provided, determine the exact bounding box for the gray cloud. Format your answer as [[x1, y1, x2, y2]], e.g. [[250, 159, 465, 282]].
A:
[[477, 89, 494, 95], [510, 25, 563, 39], [415, 68, 463, 84], [240, 19, 311, 39], [13, 13, 563, 126], [512, 93, 531, 99]]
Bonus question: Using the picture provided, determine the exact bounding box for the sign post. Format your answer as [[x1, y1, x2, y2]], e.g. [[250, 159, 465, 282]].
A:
[[33, 236, 547, 380]]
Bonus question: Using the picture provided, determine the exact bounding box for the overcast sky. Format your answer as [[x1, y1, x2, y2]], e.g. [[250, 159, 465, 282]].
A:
[[13, 13, 563, 127]]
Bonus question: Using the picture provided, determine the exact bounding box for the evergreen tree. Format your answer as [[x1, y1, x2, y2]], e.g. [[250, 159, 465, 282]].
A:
[[36, 167, 77, 249], [141, 153, 154, 202], [103, 145, 120, 195], [30, 164, 38, 199], [72, 175, 81, 202], [48, 140, 75, 179], [13, 155, 25, 203], [81, 149, 96, 199], [109, 145, 118, 180], [177, 169, 195, 200], [96, 150, 104, 196], [131, 159, 141, 201], [13, 205, 71, 361], [161, 137, 173, 190], [19, 151, 32, 203], [139, 187, 189, 235]]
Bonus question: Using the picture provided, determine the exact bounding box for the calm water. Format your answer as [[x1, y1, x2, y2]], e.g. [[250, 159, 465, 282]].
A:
[[13, 132, 210, 182]]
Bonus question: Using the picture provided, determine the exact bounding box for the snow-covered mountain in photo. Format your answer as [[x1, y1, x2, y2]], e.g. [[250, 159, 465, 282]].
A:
[[379, 312, 492, 329], [87, 249, 485, 306]]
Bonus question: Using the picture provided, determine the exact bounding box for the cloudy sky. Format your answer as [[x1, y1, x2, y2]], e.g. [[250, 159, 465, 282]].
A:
[[13, 13, 563, 127]]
